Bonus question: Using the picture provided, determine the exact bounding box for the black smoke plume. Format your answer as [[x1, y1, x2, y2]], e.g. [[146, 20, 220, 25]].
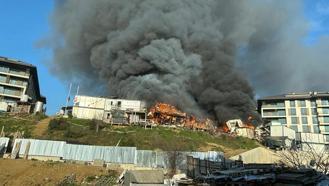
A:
[[46, 0, 324, 123]]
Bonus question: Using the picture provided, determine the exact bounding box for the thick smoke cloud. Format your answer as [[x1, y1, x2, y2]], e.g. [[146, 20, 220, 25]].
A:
[[46, 0, 326, 123]]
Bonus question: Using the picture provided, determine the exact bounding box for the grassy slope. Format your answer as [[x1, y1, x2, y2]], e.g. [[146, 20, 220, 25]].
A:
[[0, 115, 259, 155], [0, 113, 46, 137], [41, 118, 259, 154]]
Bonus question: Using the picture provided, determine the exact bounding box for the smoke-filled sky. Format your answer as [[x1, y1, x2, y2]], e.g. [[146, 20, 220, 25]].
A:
[[1, 0, 329, 117]]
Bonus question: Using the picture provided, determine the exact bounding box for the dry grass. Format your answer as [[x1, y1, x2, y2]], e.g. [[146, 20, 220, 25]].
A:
[[0, 159, 119, 186]]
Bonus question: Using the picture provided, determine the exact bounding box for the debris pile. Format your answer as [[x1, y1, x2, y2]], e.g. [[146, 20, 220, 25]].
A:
[[222, 119, 255, 139], [147, 103, 213, 130]]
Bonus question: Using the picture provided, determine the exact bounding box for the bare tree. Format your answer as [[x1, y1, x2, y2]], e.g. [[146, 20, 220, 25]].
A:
[[279, 142, 329, 174]]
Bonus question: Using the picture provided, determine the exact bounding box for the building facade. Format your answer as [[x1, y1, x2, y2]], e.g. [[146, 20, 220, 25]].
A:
[[0, 57, 46, 113], [258, 92, 329, 144], [72, 95, 147, 124]]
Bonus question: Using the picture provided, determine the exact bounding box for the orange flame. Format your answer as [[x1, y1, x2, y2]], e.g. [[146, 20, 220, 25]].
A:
[[148, 102, 212, 130]]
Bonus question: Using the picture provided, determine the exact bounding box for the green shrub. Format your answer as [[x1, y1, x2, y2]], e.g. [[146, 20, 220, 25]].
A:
[[64, 126, 86, 138], [48, 118, 69, 131], [89, 119, 106, 131]]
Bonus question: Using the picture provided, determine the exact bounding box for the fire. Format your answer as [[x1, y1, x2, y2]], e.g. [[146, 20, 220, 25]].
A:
[[148, 102, 213, 130], [220, 117, 256, 139]]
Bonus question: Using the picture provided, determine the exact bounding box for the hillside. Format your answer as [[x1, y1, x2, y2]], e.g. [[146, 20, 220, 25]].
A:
[[0, 115, 259, 157], [0, 113, 47, 138], [0, 159, 118, 185]]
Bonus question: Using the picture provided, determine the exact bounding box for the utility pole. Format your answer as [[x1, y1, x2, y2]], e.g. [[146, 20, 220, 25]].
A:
[[64, 83, 72, 116]]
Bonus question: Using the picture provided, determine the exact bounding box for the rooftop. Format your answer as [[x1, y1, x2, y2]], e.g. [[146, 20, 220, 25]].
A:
[[258, 92, 329, 101], [0, 56, 46, 103], [0, 56, 35, 68]]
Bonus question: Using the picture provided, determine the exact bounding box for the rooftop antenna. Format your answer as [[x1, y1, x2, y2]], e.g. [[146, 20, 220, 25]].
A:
[[76, 84, 80, 96]]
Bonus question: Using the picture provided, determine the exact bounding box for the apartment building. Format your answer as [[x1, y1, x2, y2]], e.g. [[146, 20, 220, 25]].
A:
[[258, 92, 329, 143], [72, 95, 147, 124], [0, 56, 46, 113]]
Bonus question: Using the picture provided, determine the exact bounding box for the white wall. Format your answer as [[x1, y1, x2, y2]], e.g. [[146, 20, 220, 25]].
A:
[[74, 95, 146, 112], [72, 107, 104, 120], [270, 125, 296, 140]]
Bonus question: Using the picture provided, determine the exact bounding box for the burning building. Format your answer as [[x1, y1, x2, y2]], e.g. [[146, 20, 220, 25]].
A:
[[148, 102, 214, 131], [222, 118, 256, 139]]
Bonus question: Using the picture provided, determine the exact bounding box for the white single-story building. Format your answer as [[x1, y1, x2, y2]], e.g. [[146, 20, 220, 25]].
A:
[[72, 95, 147, 124]]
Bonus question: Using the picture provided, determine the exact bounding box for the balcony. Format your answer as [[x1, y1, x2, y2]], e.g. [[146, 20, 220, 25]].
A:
[[0, 92, 21, 99], [0, 81, 25, 89], [0, 70, 29, 79]]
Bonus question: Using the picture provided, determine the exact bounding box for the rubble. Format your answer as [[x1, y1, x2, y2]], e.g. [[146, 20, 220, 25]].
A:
[[222, 119, 256, 139]]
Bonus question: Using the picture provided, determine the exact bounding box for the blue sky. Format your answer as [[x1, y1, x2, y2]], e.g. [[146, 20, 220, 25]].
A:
[[0, 0, 328, 115], [0, 1, 66, 114]]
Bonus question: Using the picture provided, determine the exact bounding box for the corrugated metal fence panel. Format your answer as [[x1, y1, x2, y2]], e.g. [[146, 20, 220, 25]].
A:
[[103, 146, 136, 164], [0, 137, 9, 148], [0, 137, 9, 154], [155, 151, 169, 168], [63, 144, 137, 163], [63, 144, 94, 161], [136, 150, 157, 167], [14, 138, 66, 157]]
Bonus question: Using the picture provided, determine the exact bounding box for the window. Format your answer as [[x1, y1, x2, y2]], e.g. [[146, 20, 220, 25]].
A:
[[313, 125, 320, 133], [312, 117, 318, 124], [321, 99, 329, 105], [301, 108, 308, 115], [323, 126, 329, 132], [117, 101, 121, 107], [278, 118, 286, 124], [290, 101, 296, 107], [303, 126, 310, 133], [0, 66, 9, 73], [299, 100, 306, 107], [291, 117, 298, 124], [0, 75, 6, 83], [302, 117, 308, 124], [311, 101, 316, 107], [322, 108, 329, 114], [311, 108, 317, 115], [278, 110, 286, 116], [289, 108, 296, 116], [290, 125, 298, 132], [277, 102, 284, 107], [323, 117, 329, 123]]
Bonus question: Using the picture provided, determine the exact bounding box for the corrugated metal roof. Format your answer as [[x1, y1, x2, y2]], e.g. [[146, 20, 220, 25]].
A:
[[13, 139, 66, 157], [258, 92, 329, 101]]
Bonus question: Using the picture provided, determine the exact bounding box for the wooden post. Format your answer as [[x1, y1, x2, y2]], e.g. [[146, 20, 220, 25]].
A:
[[0, 126, 4, 137]]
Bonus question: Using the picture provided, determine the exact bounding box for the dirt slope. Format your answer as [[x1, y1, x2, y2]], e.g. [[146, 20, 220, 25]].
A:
[[0, 159, 113, 186], [32, 117, 52, 137]]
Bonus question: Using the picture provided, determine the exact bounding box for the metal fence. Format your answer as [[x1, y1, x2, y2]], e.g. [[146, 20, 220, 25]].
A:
[[0, 137, 9, 154], [12, 138, 223, 168]]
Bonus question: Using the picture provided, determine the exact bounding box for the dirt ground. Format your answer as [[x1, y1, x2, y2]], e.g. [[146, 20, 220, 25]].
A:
[[0, 159, 116, 186], [32, 117, 52, 137]]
